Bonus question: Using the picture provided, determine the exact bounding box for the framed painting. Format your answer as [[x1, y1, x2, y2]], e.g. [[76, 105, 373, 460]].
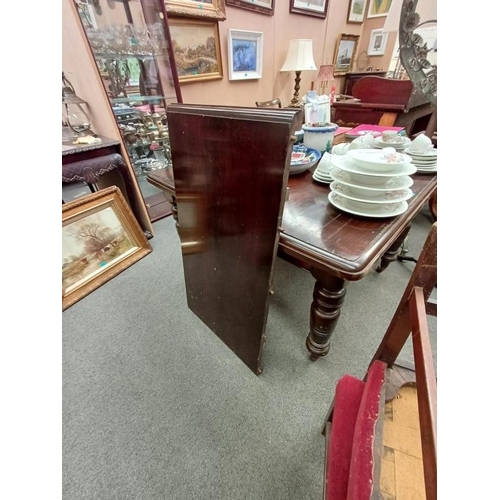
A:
[[347, 0, 368, 23], [367, 28, 389, 56], [165, 0, 226, 20], [168, 18, 223, 83], [289, 0, 329, 19], [62, 186, 152, 311], [226, 0, 274, 16], [227, 30, 263, 81], [333, 34, 360, 75], [367, 0, 393, 18]]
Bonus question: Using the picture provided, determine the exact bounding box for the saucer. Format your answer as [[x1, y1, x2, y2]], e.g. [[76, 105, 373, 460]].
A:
[[331, 155, 417, 177], [330, 167, 414, 190], [329, 181, 413, 203], [404, 147, 437, 158], [328, 192, 408, 218], [374, 137, 411, 149], [312, 170, 332, 184], [411, 157, 437, 163]]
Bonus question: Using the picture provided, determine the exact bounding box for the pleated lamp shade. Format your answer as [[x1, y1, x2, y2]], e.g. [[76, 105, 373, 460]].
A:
[[280, 39, 317, 72]]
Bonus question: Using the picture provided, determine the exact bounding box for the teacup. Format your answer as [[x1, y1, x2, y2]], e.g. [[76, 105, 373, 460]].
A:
[[316, 151, 333, 175], [408, 134, 432, 154], [382, 130, 399, 143]]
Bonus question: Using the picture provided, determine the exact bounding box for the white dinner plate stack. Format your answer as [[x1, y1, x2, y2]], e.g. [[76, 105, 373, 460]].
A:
[[328, 148, 417, 218], [403, 147, 438, 174]]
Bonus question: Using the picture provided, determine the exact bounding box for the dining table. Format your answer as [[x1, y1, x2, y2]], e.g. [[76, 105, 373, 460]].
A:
[[147, 147, 437, 362]]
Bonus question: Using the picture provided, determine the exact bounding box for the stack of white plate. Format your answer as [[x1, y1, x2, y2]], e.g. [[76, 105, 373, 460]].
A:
[[403, 147, 437, 174], [328, 148, 416, 218], [312, 167, 334, 183]]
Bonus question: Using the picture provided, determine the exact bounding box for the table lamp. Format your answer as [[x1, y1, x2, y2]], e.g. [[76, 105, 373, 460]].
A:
[[280, 39, 317, 108]]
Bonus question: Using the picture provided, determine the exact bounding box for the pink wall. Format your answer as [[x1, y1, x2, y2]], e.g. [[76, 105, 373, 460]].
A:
[[62, 0, 436, 108], [178, 0, 435, 106], [179, 1, 360, 107]]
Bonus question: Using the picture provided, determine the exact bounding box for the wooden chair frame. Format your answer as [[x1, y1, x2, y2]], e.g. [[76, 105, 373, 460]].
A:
[[323, 223, 437, 500]]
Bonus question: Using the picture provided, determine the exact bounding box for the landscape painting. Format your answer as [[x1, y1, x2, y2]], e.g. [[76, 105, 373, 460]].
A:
[[169, 18, 223, 83], [62, 187, 152, 310]]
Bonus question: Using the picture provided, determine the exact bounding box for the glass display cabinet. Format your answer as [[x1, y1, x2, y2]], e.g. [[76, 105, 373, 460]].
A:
[[74, 0, 183, 221]]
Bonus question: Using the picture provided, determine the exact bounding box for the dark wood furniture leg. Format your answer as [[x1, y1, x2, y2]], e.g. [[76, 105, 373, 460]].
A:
[[429, 191, 437, 221], [307, 270, 346, 360], [376, 225, 411, 273]]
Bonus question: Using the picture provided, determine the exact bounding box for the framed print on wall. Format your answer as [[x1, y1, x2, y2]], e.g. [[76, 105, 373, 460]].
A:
[[62, 187, 152, 311], [168, 18, 223, 83], [347, 0, 368, 23], [289, 0, 329, 19], [226, 0, 274, 16], [367, 28, 389, 56], [165, 0, 226, 21], [367, 0, 393, 18], [333, 34, 360, 75], [228, 30, 263, 81]]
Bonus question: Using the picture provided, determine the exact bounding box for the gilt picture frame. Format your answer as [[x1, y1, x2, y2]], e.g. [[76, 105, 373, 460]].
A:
[[333, 33, 360, 75], [168, 18, 223, 83], [367, 28, 389, 56], [226, 0, 274, 16], [165, 0, 226, 21], [289, 0, 329, 19], [347, 0, 368, 23], [367, 0, 393, 18], [228, 30, 263, 81], [62, 187, 152, 311]]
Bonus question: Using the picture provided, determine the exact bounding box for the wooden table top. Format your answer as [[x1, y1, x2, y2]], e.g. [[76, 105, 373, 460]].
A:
[[147, 162, 437, 282], [279, 167, 437, 281]]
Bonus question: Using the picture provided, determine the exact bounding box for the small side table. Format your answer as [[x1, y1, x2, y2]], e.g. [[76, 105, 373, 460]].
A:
[[62, 136, 152, 238]]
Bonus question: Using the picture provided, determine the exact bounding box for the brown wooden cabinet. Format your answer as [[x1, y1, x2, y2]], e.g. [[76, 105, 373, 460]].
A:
[[68, 0, 183, 223]]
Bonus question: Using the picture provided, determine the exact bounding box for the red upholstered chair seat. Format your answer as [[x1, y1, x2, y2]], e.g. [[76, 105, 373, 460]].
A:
[[325, 360, 387, 500]]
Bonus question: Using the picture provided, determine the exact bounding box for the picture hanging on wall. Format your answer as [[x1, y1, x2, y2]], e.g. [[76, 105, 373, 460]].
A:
[[168, 18, 223, 83], [289, 0, 329, 19], [367, 0, 393, 18], [226, 0, 274, 16], [367, 28, 389, 56], [227, 30, 263, 81], [332, 33, 360, 75], [165, 0, 226, 20], [347, 0, 368, 23]]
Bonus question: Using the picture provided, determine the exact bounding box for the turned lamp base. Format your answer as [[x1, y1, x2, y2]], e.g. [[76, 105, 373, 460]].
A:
[[288, 70, 304, 108]]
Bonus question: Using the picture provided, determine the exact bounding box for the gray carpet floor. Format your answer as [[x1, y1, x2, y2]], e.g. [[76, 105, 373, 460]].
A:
[[62, 205, 436, 500]]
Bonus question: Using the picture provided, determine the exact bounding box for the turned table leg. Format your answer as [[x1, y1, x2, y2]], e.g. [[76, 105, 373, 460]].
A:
[[306, 271, 346, 361], [170, 195, 179, 232], [377, 225, 411, 273]]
